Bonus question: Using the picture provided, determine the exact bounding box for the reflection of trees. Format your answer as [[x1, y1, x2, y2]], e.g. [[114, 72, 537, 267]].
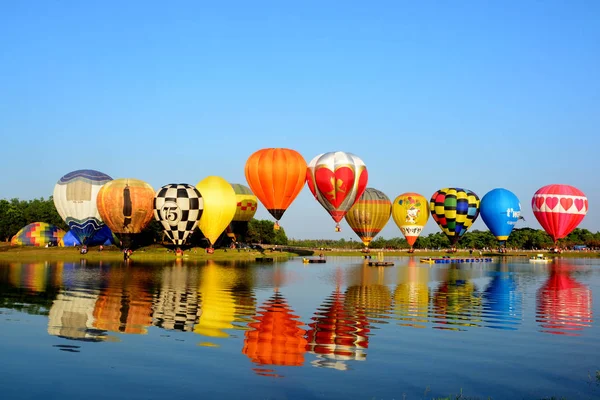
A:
[[393, 261, 429, 328], [537, 262, 592, 336], [243, 292, 307, 369], [194, 262, 256, 339], [305, 288, 369, 370], [92, 268, 154, 334], [482, 263, 521, 330], [432, 267, 482, 330]]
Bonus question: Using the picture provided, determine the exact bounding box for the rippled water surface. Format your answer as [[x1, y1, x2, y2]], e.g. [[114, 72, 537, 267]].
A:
[[1, 256, 599, 399]]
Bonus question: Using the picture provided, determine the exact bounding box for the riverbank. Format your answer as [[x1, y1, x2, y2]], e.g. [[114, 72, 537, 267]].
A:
[[1, 243, 598, 262]]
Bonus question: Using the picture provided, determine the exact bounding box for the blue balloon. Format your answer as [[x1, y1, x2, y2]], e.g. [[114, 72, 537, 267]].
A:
[[480, 188, 521, 242]]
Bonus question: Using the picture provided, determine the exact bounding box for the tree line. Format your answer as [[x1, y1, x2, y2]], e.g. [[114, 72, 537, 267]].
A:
[[288, 227, 600, 250]]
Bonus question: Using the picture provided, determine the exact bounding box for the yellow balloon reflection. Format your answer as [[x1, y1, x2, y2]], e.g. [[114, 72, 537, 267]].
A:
[[194, 261, 256, 341], [393, 258, 430, 328], [537, 262, 592, 336]]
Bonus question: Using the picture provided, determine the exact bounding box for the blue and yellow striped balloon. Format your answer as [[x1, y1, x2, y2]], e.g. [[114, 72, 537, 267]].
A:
[[429, 188, 480, 245]]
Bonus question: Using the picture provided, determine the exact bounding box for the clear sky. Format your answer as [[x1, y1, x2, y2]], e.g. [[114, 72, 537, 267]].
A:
[[1, 1, 598, 240]]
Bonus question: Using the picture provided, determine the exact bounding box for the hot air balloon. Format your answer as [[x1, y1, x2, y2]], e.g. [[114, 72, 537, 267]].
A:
[[480, 188, 522, 245], [429, 188, 480, 246], [96, 178, 155, 248], [226, 183, 258, 242], [392, 193, 429, 251], [306, 152, 368, 231], [11, 222, 66, 247], [244, 148, 306, 227], [196, 176, 237, 248], [53, 169, 113, 245], [344, 188, 391, 247], [153, 184, 203, 247], [531, 184, 588, 244]]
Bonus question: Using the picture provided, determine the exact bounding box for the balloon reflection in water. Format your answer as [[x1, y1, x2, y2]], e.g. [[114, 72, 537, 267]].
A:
[[432, 267, 482, 330], [9, 262, 49, 293], [92, 268, 154, 334], [482, 263, 522, 330], [344, 266, 393, 323], [153, 264, 201, 332], [305, 288, 370, 370], [243, 292, 307, 375], [393, 258, 430, 328], [194, 262, 256, 340], [48, 289, 110, 342], [537, 262, 592, 336]]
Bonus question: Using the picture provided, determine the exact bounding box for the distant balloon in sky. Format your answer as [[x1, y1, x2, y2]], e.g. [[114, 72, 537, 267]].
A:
[[531, 184, 588, 243], [196, 176, 237, 247], [53, 169, 113, 245], [430, 188, 480, 246], [344, 188, 392, 247], [244, 148, 306, 224], [154, 183, 203, 247], [96, 178, 155, 247], [480, 188, 521, 243], [306, 151, 368, 231], [392, 193, 429, 250]]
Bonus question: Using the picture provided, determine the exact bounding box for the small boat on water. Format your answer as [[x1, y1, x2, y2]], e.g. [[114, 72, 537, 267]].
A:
[[303, 258, 326, 264], [368, 261, 394, 267], [420, 257, 493, 264], [529, 254, 551, 263]]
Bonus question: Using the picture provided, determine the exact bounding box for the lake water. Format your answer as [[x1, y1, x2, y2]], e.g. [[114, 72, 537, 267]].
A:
[[1, 256, 599, 400]]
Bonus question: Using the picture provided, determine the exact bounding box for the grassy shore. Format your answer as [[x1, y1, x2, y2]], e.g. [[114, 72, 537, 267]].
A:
[[0, 243, 598, 262]]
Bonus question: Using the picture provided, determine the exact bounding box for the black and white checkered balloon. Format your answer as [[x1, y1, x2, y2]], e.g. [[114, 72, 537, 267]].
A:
[[154, 184, 203, 246]]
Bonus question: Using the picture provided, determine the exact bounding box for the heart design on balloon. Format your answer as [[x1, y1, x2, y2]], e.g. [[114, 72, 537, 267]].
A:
[[534, 197, 545, 210], [315, 166, 356, 208], [545, 197, 558, 210], [560, 198, 573, 212], [574, 198, 584, 211]]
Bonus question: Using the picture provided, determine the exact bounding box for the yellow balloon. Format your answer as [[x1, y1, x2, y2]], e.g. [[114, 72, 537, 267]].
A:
[[392, 193, 429, 248], [344, 188, 391, 247], [196, 176, 237, 246]]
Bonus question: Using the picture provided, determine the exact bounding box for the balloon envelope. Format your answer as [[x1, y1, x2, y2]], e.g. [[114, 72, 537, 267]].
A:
[[306, 151, 368, 225], [344, 188, 391, 247], [430, 188, 480, 245], [196, 176, 237, 246], [154, 184, 203, 246], [480, 188, 521, 242], [391, 193, 429, 247], [11, 222, 66, 247], [531, 184, 588, 243], [244, 148, 306, 221], [96, 178, 155, 235], [230, 183, 258, 222], [53, 169, 112, 244]]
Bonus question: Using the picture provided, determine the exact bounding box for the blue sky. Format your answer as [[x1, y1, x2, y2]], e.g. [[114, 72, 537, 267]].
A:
[[1, 1, 598, 240]]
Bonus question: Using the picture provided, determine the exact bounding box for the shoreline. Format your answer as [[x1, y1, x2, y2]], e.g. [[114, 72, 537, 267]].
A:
[[0, 244, 598, 262]]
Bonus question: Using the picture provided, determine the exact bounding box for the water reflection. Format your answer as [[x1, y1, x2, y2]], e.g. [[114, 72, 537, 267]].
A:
[[153, 265, 200, 332], [536, 261, 593, 336], [306, 268, 369, 370], [432, 266, 482, 330], [481, 262, 522, 330], [243, 291, 307, 375], [345, 264, 393, 324], [48, 289, 109, 341], [195, 261, 256, 341], [393, 258, 429, 328]]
